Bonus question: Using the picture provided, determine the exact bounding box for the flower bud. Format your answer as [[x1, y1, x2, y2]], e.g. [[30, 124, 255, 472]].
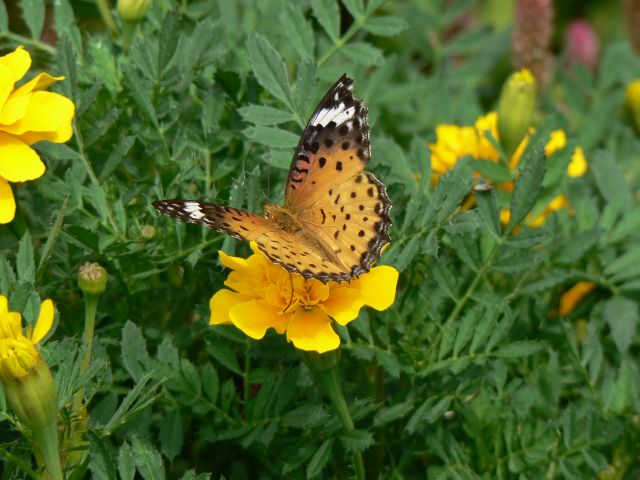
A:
[[625, 79, 640, 134], [565, 20, 600, 72], [2, 358, 57, 430], [497, 69, 537, 159], [78, 262, 108, 295], [141, 224, 156, 238], [117, 0, 152, 22]]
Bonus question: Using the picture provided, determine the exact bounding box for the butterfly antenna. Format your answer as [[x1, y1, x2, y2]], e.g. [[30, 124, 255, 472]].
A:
[[283, 273, 295, 313]]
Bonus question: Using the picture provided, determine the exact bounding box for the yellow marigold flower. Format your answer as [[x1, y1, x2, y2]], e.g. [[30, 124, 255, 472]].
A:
[[559, 281, 597, 316], [0, 295, 54, 380], [500, 195, 570, 228], [473, 112, 500, 161], [0, 46, 75, 224], [209, 243, 399, 353], [429, 124, 478, 175], [625, 79, 640, 133]]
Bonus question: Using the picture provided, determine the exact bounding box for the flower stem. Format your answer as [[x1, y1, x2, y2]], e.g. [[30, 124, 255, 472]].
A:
[[300, 350, 366, 480], [32, 422, 63, 480], [95, 0, 118, 35], [72, 293, 99, 414]]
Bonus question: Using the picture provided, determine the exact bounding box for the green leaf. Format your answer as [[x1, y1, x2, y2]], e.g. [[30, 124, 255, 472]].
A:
[[342, 0, 364, 18], [362, 15, 408, 36], [485, 313, 514, 353], [282, 404, 329, 428], [243, 126, 300, 148], [475, 188, 501, 239], [507, 142, 545, 232], [493, 341, 544, 358], [373, 400, 414, 427], [0, 1, 7, 31], [121, 320, 150, 382], [306, 439, 332, 479], [117, 442, 135, 480], [341, 42, 384, 66], [590, 149, 633, 210], [20, 0, 45, 39], [453, 306, 481, 356], [311, 0, 340, 41], [393, 235, 421, 272], [280, 4, 316, 59], [16, 231, 35, 283], [339, 430, 374, 453], [122, 64, 158, 127], [238, 105, 296, 126], [443, 210, 483, 234], [160, 410, 183, 462], [206, 338, 242, 375], [603, 296, 639, 354], [131, 435, 166, 480], [246, 33, 292, 108], [87, 431, 117, 480]]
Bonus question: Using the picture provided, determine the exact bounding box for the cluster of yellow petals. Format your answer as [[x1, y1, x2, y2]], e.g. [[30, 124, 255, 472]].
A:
[[0, 295, 54, 380], [429, 112, 588, 227], [0, 46, 75, 224], [210, 243, 399, 353]]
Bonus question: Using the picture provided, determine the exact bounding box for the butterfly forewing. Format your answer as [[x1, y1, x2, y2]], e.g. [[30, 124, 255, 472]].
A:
[[152, 200, 273, 241]]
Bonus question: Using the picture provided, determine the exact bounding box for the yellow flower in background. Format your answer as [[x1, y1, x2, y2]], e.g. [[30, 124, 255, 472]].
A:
[[625, 78, 640, 133], [0, 295, 54, 380], [210, 243, 399, 353], [0, 46, 75, 224], [559, 281, 597, 316]]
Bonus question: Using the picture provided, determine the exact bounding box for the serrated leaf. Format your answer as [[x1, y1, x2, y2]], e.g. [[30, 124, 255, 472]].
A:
[[88, 430, 117, 480], [362, 15, 408, 36], [121, 321, 150, 382], [16, 231, 35, 283], [493, 341, 544, 358], [21, 0, 45, 39], [131, 435, 166, 480], [117, 442, 135, 480], [603, 296, 638, 354], [590, 149, 633, 210], [311, 0, 340, 41], [475, 189, 501, 239], [280, 4, 316, 59], [485, 313, 514, 353], [282, 404, 329, 428], [246, 33, 292, 108], [243, 125, 300, 148], [160, 410, 183, 462], [507, 142, 545, 232], [306, 439, 332, 479], [444, 210, 483, 234], [373, 400, 413, 427], [238, 105, 296, 126], [339, 430, 374, 453], [341, 42, 384, 66], [453, 306, 481, 356]]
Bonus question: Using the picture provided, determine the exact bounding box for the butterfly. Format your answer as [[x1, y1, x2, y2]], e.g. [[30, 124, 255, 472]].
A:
[[153, 75, 391, 283]]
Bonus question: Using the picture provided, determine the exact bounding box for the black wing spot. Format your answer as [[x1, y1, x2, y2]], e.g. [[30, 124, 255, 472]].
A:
[[367, 187, 374, 197], [334, 194, 341, 205], [341, 141, 350, 150], [339, 124, 349, 136], [345, 214, 351, 220], [363, 216, 368, 222], [309, 263, 317, 268], [359, 204, 365, 211], [334, 231, 339, 239], [374, 203, 381, 213], [324, 138, 333, 148], [357, 148, 365, 160], [350, 192, 356, 198], [350, 244, 356, 251], [342, 224, 347, 231], [320, 209, 326, 224], [355, 175, 363, 183], [358, 230, 365, 237], [336, 161, 343, 171], [319, 157, 327, 168]]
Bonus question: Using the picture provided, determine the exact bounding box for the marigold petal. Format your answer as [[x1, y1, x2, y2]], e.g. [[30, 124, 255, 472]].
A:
[[0, 65, 13, 111], [286, 307, 340, 353], [0, 132, 44, 182], [209, 289, 251, 325], [11, 72, 64, 98], [0, 311, 23, 339], [545, 129, 567, 156], [1, 94, 30, 125], [568, 147, 587, 177], [0, 176, 16, 224], [229, 299, 288, 338], [218, 249, 248, 271], [353, 266, 399, 311], [0, 295, 7, 316], [321, 286, 364, 326], [0, 46, 30, 84], [559, 281, 597, 316], [3, 91, 75, 141], [30, 299, 54, 344]]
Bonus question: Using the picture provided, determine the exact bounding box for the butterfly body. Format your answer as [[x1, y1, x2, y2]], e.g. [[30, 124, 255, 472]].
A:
[[154, 75, 391, 284]]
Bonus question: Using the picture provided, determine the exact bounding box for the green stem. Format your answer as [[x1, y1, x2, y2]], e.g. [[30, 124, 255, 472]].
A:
[[72, 293, 99, 414], [32, 422, 63, 480], [0, 32, 56, 55], [95, 0, 118, 35], [301, 350, 365, 480]]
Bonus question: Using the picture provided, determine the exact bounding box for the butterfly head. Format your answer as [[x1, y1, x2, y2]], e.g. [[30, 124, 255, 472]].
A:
[[263, 204, 304, 233]]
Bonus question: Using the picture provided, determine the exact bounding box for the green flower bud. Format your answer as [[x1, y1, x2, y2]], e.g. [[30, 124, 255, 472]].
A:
[[117, 0, 152, 22], [497, 69, 537, 159], [78, 262, 108, 295], [2, 358, 57, 430], [141, 224, 156, 238]]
